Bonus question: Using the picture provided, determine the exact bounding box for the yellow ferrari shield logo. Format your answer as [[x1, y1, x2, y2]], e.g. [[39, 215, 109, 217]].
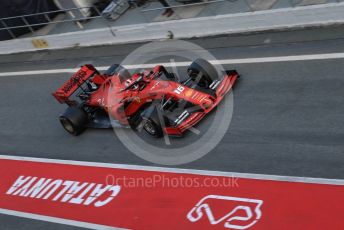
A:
[[184, 89, 194, 98]]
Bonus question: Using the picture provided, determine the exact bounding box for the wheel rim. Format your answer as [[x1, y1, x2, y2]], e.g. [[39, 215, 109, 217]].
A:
[[143, 119, 157, 136], [198, 78, 209, 88], [190, 72, 211, 88], [60, 118, 75, 134]]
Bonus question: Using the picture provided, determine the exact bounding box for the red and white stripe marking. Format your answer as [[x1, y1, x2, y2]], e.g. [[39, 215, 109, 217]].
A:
[[0, 155, 343, 230]]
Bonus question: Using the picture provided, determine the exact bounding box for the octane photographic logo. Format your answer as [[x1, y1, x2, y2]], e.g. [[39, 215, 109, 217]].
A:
[[109, 40, 234, 165]]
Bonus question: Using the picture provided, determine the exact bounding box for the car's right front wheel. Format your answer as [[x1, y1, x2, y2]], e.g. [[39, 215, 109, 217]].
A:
[[187, 58, 219, 88]]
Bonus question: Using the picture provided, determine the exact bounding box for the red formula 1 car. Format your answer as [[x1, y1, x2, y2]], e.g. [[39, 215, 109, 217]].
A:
[[53, 59, 239, 137]]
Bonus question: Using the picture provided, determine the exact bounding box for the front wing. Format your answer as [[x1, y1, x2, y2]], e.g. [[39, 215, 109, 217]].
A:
[[164, 70, 239, 136]]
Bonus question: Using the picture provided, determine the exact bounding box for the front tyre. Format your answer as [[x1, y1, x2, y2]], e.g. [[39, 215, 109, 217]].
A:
[[187, 58, 219, 88], [141, 105, 165, 138], [142, 118, 163, 138], [59, 107, 88, 136]]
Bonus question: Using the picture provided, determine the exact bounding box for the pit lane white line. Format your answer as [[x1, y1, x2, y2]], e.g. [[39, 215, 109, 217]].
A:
[[0, 209, 124, 230], [1, 155, 343, 185], [1, 52, 344, 77]]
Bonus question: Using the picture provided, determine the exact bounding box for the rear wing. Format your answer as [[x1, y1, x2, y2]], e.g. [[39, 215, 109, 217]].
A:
[[52, 64, 98, 104]]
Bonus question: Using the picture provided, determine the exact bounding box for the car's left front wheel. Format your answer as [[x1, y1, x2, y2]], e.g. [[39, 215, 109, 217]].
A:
[[142, 117, 163, 138], [140, 105, 165, 138], [59, 107, 88, 136]]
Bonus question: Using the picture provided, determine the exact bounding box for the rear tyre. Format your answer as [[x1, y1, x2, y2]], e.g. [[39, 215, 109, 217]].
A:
[[59, 107, 88, 136], [187, 58, 219, 88]]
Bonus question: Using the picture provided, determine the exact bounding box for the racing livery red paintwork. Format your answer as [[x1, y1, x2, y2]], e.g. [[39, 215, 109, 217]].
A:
[[53, 59, 239, 137]]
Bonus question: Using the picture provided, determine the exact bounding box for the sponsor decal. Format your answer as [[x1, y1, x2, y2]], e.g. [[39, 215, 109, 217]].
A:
[[62, 70, 87, 93], [174, 110, 189, 125], [132, 96, 141, 103], [150, 81, 160, 90], [184, 89, 194, 98]]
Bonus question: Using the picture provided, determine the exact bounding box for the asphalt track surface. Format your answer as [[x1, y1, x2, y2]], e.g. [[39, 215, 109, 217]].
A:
[[0, 26, 344, 229]]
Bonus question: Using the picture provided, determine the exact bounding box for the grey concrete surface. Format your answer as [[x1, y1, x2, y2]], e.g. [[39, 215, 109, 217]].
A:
[[47, 0, 340, 35], [2, 1, 344, 55], [0, 214, 89, 230], [1, 58, 343, 177], [0, 26, 343, 179], [0, 24, 344, 230], [1, 25, 344, 72]]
